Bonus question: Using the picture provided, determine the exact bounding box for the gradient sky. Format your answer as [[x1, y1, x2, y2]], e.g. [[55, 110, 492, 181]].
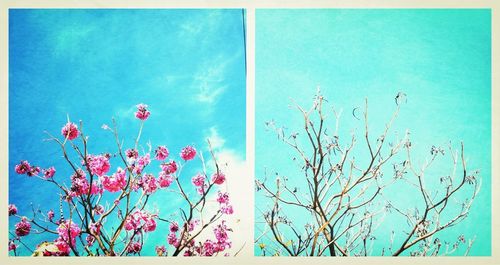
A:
[[255, 9, 491, 256], [9, 9, 246, 256]]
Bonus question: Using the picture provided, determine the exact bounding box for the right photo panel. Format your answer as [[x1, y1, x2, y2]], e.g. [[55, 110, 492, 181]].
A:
[[254, 9, 491, 256]]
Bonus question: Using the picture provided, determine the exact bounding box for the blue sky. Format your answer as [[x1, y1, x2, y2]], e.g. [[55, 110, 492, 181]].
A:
[[9, 9, 246, 256], [255, 9, 491, 256]]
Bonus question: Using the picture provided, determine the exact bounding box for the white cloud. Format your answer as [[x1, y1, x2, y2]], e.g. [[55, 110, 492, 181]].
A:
[[198, 148, 251, 256], [205, 126, 226, 150], [192, 55, 231, 106]]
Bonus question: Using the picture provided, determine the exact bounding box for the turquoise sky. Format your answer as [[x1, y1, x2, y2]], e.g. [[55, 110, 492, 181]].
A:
[[255, 9, 491, 256], [9, 9, 246, 256]]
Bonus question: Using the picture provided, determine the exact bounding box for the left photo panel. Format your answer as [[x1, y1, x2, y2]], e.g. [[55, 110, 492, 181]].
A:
[[8, 9, 247, 257]]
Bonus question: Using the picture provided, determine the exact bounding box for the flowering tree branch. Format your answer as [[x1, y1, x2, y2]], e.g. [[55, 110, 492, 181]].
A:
[[9, 104, 236, 257]]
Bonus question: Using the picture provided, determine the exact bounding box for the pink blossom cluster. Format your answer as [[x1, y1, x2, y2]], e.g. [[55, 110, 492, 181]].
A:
[[211, 172, 226, 185], [180, 145, 197, 161], [14, 160, 43, 177], [84, 154, 111, 176], [193, 239, 231, 257], [141, 174, 158, 195], [14, 217, 31, 237], [14, 160, 30, 174], [132, 154, 151, 175], [86, 235, 95, 246], [160, 160, 178, 174], [124, 210, 157, 232], [191, 174, 206, 187], [155, 146, 169, 160], [55, 220, 81, 252], [158, 171, 174, 188], [69, 169, 102, 197], [47, 209, 55, 222], [127, 241, 142, 254], [155, 245, 167, 256], [100, 167, 127, 193], [217, 191, 234, 215], [167, 232, 179, 247], [213, 221, 232, 250], [167, 220, 199, 248], [8, 241, 17, 252], [43, 167, 56, 179], [61, 122, 80, 140], [183, 221, 232, 256], [190, 172, 209, 195], [94, 205, 104, 215], [8, 204, 17, 216], [135, 104, 151, 121], [125, 148, 139, 163]]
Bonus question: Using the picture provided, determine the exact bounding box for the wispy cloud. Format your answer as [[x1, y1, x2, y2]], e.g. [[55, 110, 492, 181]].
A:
[[192, 54, 233, 106], [177, 10, 223, 46], [113, 105, 136, 121], [205, 126, 226, 150], [52, 24, 97, 58]]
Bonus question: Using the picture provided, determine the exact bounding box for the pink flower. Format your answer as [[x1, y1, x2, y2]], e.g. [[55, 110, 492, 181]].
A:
[[94, 205, 104, 215], [191, 174, 205, 187], [89, 180, 103, 195], [167, 232, 178, 246], [155, 146, 169, 160], [155, 245, 167, 256], [212, 172, 226, 185], [90, 222, 102, 235], [14, 160, 30, 174], [158, 171, 174, 188], [43, 167, 56, 179], [138, 153, 151, 167], [47, 209, 55, 222], [188, 219, 199, 232], [214, 221, 230, 244], [196, 240, 218, 256], [142, 174, 158, 195], [221, 205, 234, 215], [84, 155, 110, 176], [126, 149, 139, 163], [217, 192, 230, 204], [180, 146, 197, 161], [61, 122, 80, 140], [127, 241, 142, 254], [57, 220, 81, 247], [161, 160, 178, 174], [8, 204, 17, 216], [15, 217, 31, 236], [54, 239, 70, 255], [69, 169, 89, 197], [8, 241, 17, 251], [135, 103, 151, 121], [169, 221, 179, 233], [124, 210, 157, 233], [133, 154, 151, 175], [101, 167, 127, 193], [197, 184, 208, 196], [27, 166, 40, 177], [86, 235, 95, 246], [143, 217, 157, 232]]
